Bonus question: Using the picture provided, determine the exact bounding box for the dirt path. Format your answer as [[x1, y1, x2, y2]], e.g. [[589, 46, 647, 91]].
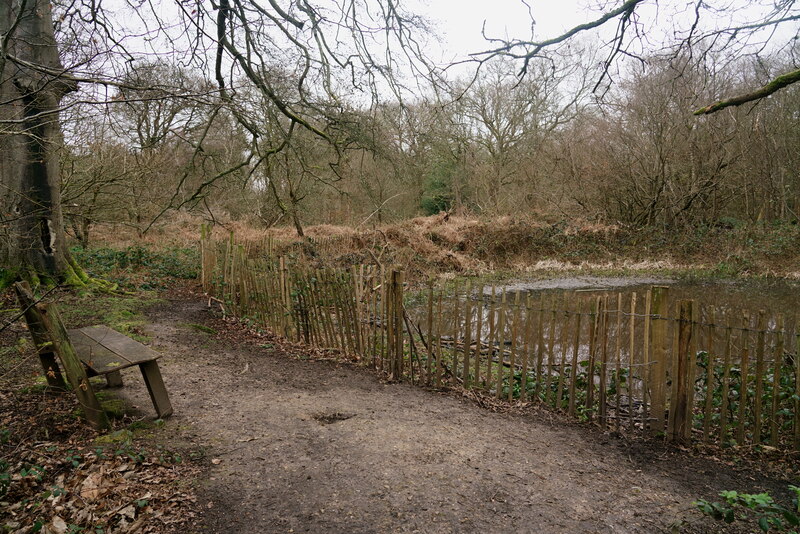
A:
[[115, 292, 787, 534]]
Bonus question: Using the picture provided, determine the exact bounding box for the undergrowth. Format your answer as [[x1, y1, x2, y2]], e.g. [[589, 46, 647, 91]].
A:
[[72, 245, 198, 290], [695, 486, 800, 533]]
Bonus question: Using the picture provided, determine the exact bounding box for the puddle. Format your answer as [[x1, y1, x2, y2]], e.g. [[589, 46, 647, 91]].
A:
[[312, 412, 355, 425], [491, 276, 675, 292]]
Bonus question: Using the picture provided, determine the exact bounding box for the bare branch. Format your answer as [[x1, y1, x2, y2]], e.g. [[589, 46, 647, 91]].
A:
[[694, 67, 800, 114]]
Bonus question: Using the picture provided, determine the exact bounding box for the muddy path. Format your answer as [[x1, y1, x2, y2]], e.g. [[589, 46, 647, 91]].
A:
[[115, 290, 791, 534]]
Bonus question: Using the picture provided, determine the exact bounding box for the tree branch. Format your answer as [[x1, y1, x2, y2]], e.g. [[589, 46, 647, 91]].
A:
[[694, 67, 800, 115]]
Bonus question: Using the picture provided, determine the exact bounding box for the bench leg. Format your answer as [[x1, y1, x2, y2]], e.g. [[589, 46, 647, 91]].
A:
[[139, 361, 173, 418], [105, 371, 123, 388]]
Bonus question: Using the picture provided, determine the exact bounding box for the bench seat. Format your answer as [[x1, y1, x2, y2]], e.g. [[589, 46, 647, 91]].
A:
[[68, 325, 173, 419]]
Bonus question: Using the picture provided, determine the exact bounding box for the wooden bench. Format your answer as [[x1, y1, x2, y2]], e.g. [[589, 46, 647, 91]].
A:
[[14, 282, 173, 430]]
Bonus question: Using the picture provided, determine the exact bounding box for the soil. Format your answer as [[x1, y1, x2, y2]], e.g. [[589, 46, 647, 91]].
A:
[[108, 288, 795, 534]]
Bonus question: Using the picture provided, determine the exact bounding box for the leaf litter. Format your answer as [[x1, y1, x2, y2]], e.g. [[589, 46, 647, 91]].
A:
[[0, 387, 201, 534]]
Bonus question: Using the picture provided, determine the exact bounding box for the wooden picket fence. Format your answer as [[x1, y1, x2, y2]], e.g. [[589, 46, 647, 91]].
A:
[[200, 229, 800, 451]]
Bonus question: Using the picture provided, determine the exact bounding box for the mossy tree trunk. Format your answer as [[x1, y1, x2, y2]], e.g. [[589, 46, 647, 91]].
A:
[[0, 0, 87, 286]]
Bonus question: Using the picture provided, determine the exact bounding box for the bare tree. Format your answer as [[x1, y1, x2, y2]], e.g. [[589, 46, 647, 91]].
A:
[[0, 0, 84, 284], [471, 0, 800, 113], [0, 0, 437, 284]]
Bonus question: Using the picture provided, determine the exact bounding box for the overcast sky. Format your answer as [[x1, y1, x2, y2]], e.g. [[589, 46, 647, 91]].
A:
[[413, 0, 791, 64], [416, 0, 608, 61]]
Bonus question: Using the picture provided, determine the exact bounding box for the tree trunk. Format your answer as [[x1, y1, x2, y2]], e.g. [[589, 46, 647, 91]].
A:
[[0, 0, 84, 285]]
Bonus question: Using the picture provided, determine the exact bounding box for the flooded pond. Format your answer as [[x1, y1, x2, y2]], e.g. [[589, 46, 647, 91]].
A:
[[488, 276, 800, 325], [406, 274, 799, 448]]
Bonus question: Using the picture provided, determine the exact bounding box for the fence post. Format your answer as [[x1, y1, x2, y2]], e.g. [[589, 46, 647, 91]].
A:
[[390, 269, 404, 380], [351, 265, 364, 357], [794, 323, 800, 450], [238, 245, 249, 314], [426, 279, 434, 385], [649, 286, 669, 435], [669, 299, 694, 442], [279, 256, 292, 339], [585, 296, 601, 421], [200, 224, 207, 292]]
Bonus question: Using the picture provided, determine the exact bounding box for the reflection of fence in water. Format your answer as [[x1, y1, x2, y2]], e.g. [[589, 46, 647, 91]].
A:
[[200, 229, 800, 451], [421, 283, 799, 449]]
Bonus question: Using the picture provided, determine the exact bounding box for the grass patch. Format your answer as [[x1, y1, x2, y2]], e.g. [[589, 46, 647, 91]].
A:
[[95, 391, 128, 419], [57, 293, 163, 342]]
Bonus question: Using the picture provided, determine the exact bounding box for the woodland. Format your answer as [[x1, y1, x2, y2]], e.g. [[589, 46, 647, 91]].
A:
[[2, 1, 800, 533], [1, 0, 799, 284]]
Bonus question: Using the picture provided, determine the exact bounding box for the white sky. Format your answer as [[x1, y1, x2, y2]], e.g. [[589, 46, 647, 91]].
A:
[[416, 0, 609, 62], [413, 0, 794, 64]]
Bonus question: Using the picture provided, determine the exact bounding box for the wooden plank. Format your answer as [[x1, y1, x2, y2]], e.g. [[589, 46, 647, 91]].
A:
[[614, 293, 623, 432], [380, 266, 388, 373], [305, 271, 320, 346], [567, 299, 583, 417], [684, 301, 698, 442], [78, 326, 159, 364], [520, 294, 533, 403], [327, 271, 349, 353], [391, 269, 404, 380], [426, 280, 435, 385], [344, 269, 359, 356], [435, 289, 444, 387], [14, 282, 67, 390], [753, 311, 766, 445], [39, 304, 109, 430], [649, 286, 669, 435], [358, 265, 368, 354], [139, 360, 173, 419], [238, 246, 249, 314], [641, 289, 652, 432], [556, 300, 570, 411], [598, 295, 610, 426], [325, 270, 347, 352], [350, 265, 365, 356], [452, 280, 462, 382], [200, 224, 208, 292], [719, 319, 733, 445], [370, 269, 380, 368], [795, 322, 800, 450], [486, 285, 497, 389], [736, 313, 751, 446], [495, 289, 507, 399], [508, 291, 521, 402], [670, 300, 694, 443], [628, 292, 637, 431], [534, 294, 545, 401], [324, 270, 342, 352], [305, 271, 323, 347], [312, 270, 332, 351], [585, 296, 601, 421], [463, 280, 474, 387], [667, 301, 681, 438], [702, 307, 717, 443], [269, 262, 284, 334], [545, 295, 558, 406], [278, 256, 290, 338], [770, 315, 784, 446], [473, 284, 485, 388], [379, 270, 392, 371], [68, 330, 135, 375]]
